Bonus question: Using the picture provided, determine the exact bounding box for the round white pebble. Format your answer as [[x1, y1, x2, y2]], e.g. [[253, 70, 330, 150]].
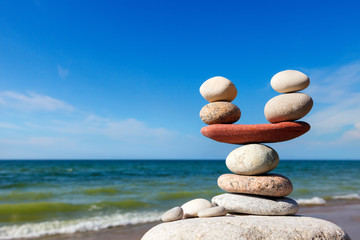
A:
[[181, 198, 212, 218], [200, 76, 237, 102]]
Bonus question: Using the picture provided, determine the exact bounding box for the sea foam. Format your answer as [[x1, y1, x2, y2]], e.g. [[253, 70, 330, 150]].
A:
[[296, 197, 326, 206], [0, 211, 161, 239], [332, 193, 360, 200]]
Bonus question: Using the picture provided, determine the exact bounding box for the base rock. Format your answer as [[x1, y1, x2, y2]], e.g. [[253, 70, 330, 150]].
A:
[[141, 215, 350, 240]]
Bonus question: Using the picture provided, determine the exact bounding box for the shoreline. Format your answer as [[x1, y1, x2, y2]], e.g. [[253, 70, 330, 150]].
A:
[[25, 201, 360, 240]]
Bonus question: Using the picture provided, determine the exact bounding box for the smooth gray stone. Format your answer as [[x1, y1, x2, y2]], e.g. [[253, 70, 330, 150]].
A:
[[212, 193, 298, 216], [161, 206, 183, 222], [198, 206, 227, 218], [142, 215, 350, 240], [225, 144, 279, 175]]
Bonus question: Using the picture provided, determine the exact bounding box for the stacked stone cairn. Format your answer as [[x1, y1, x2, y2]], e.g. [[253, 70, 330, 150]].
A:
[[209, 70, 312, 216], [142, 71, 350, 240]]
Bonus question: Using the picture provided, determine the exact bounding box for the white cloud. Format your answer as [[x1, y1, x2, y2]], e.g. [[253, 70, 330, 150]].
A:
[[57, 65, 69, 78], [0, 91, 74, 112], [306, 61, 360, 142]]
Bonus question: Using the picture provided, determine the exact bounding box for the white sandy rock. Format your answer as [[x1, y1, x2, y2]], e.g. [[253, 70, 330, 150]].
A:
[[226, 144, 279, 175], [161, 206, 183, 222], [200, 76, 237, 102], [271, 70, 310, 93], [198, 206, 227, 218], [264, 92, 313, 123], [142, 215, 350, 240], [181, 198, 212, 218], [212, 193, 298, 216]]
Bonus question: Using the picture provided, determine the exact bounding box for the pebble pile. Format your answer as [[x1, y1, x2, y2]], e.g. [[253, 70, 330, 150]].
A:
[[159, 71, 312, 220], [142, 71, 350, 240], [205, 70, 312, 216]]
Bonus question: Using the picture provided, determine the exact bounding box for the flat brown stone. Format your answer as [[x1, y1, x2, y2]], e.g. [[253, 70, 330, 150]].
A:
[[218, 173, 293, 197], [200, 121, 310, 144]]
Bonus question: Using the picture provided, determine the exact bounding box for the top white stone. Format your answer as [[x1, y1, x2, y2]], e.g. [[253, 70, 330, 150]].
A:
[[271, 70, 310, 93], [200, 76, 237, 102]]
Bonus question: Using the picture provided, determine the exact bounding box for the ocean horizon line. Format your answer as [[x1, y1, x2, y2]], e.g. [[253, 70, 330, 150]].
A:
[[0, 159, 359, 161]]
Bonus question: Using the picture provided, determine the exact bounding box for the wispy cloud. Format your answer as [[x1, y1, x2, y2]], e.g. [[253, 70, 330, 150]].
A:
[[307, 61, 360, 142], [24, 116, 178, 144], [0, 90, 182, 158], [0, 91, 74, 112], [57, 65, 69, 79]]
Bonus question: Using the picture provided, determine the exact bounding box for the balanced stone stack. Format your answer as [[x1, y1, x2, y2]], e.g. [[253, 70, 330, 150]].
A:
[[142, 71, 350, 240], [210, 70, 312, 216]]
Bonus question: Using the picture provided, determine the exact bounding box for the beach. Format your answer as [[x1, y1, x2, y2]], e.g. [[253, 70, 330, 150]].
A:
[[0, 160, 359, 239]]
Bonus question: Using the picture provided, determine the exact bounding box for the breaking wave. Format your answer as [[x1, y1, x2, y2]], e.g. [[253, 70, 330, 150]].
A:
[[331, 193, 360, 200], [296, 197, 327, 206], [0, 211, 161, 239]]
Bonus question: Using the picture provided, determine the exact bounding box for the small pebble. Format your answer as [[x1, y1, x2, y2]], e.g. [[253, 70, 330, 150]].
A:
[[198, 206, 227, 218], [161, 206, 183, 222], [181, 198, 212, 218]]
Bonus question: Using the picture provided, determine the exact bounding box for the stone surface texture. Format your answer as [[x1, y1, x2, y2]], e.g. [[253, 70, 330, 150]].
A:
[[264, 93, 313, 123], [218, 173, 292, 197], [181, 198, 212, 218], [201, 121, 310, 144], [142, 215, 350, 240], [200, 102, 241, 125], [198, 206, 227, 218], [212, 193, 298, 216], [200, 76, 237, 102], [161, 206, 184, 222], [271, 70, 310, 93], [225, 144, 279, 175]]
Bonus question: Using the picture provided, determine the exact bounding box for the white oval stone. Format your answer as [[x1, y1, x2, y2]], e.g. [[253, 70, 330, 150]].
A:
[[226, 144, 279, 175], [198, 206, 227, 218], [181, 198, 212, 218], [212, 193, 299, 216], [161, 206, 183, 222], [271, 70, 310, 93], [200, 76, 237, 102], [264, 93, 313, 123]]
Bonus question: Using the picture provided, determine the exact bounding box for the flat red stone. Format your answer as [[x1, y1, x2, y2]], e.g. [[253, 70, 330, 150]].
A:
[[201, 121, 310, 144]]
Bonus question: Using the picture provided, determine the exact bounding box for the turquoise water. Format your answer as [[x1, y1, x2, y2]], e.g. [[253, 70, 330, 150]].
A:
[[0, 160, 359, 238]]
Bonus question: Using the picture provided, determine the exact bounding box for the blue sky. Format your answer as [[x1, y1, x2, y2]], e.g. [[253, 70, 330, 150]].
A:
[[0, 1, 360, 159]]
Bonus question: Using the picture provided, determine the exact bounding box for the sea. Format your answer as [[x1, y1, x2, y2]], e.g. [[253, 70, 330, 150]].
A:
[[0, 160, 359, 239]]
